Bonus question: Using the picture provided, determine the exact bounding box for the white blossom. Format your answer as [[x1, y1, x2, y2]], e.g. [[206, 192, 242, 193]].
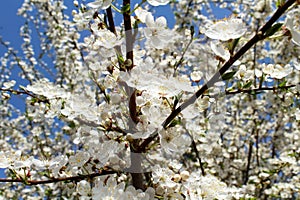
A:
[[69, 151, 90, 168], [147, 0, 170, 6], [87, 0, 112, 10], [204, 18, 247, 41], [77, 180, 91, 197], [210, 40, 230, 61], [2, 80, 16, 89], [285, 6, 300, 46], [144, 13, 173, 49]]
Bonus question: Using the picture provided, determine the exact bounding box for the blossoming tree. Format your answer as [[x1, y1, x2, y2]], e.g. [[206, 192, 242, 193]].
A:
[[0, 0, 299, 199]]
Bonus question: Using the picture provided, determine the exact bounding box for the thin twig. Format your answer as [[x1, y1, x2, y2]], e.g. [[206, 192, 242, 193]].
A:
[[186, 131, 206, 176], [0, 170, 117, 185]]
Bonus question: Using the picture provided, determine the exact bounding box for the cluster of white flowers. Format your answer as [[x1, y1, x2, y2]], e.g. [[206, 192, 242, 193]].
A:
[[262, 63, 293, 79], [77, 176, 155, 199], [0, 0, 299, 199]]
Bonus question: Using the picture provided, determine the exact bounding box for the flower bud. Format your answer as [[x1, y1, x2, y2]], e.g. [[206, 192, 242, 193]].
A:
[[180, 170, 190, 181]]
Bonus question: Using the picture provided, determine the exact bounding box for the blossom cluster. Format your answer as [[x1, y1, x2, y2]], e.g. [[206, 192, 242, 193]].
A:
[[0, 0, 299, 199]]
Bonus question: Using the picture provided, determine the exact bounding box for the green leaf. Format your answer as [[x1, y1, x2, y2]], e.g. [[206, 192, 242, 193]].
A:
[[276, 0, 285, 7], [278, 79, 287, 87], [237, 81, 242, 89], [264, 23, 283, 38], [263, 169, 277, 175], [228, 38, 240, 54], [121, 4, 131, 14], [243, 81, 252, 89], [117, 54, 125, 64], [221, 71, 237, 81], [68, 121, 76, 129], [169, 118, 181, 127]]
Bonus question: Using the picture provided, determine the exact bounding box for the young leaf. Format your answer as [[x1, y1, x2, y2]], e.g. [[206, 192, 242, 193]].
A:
[[228, 38, 240, 54], [121, 4, 131, 14], [243, 81, 252, 89], [279, 79, 287, 87], [264, 23, 283, 38], [221, 71, 237, 81]]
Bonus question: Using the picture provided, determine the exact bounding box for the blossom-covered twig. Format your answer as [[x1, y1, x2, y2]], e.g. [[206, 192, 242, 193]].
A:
[[0, 170, 118, 185], [225, 84, 299, 95], [0, 88, 49, 103]]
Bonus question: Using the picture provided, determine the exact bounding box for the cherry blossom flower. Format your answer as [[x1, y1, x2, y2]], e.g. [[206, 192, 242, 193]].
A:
[[87, 0, 112, 10], [147, 0, 170, 6], [190, 70, 203, 82], [285, 6, 300, 46], [159, 126, 191, 153], [0, 152, 10, 168], [120, 58, 193, 97], [271, 64, 293, 79], [210, 40, 230, 61], [2, 80, 16, 89], [92, 176, 152, 199], [262, 63, 292, 79], [135, 6, 151, 23], [77, 180, 91, 198], [26, 78, 69, 99], [235, 64, 252, 81], [204, 18, 247, 41], [144, 13, 173, 49], [68, 151, 90, 168], [151, 165, 177, 189], [48, 155, 68, 177], [93, 29, 123, 49]]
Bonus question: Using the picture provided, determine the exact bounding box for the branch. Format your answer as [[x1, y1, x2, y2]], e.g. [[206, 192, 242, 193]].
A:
[[123, 0, 134, 70], [244, 139, 253, 184], [0, 170, 117, 185], [187, 132, 205, 176], [0, 88, 49, 103], [122, 0, 143, 190], [225, 84, 298, 95], [139, 0, 296, 152], [173, 27, 194, 75], [106, 6, 123, 71]]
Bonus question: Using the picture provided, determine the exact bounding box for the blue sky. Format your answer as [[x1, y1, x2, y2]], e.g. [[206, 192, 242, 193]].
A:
[[0, 1, 24, 50], [0, 1, 175, 61]]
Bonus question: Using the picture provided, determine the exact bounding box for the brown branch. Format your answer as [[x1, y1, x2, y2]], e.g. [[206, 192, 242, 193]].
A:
[[244, 139, 254, 184], [123, 0, 134, 70], [225, 84, 297, 95], [0, 88, 49, 104], [106, 7, 117, 35], [173, 27, 194, 75], [0, 170, 117, 185], [122, 0, 143, 190], [139, 0, 296, 152], [106, 6, 123, 70], [187, 131, 205, 176]]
